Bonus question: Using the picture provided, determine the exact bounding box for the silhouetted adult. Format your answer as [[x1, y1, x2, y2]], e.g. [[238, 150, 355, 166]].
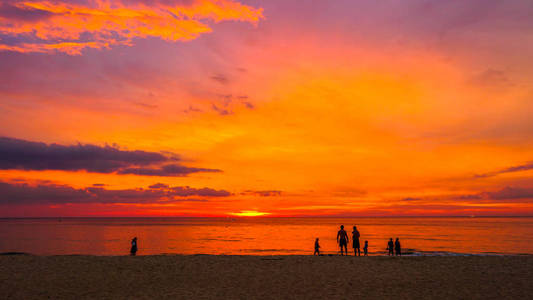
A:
[[130, 237, 138, 256], [395, 238, 401, 256], [314, 238, 321, 256], [352, 226, 361, 256], [387, 238, 394, 256], [337, 225, 349, 255]]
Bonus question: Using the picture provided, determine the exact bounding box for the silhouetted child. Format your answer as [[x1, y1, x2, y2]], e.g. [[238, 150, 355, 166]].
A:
[[387, 238, 394, 256], [130, 237, 138, 256], [395, 238, 401, 256], [363, 241, 368, 256], [314, 238, 321, 256]]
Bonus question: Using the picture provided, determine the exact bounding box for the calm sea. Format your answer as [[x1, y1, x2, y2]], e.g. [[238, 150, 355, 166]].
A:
[[0, 217, 532, 256]]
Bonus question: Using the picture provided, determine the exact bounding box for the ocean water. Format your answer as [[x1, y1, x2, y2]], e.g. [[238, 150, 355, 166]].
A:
[[0, 217, 532, 256]]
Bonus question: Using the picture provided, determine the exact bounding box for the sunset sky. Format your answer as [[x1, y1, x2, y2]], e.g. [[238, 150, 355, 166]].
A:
[[1, 0, 533, 217]]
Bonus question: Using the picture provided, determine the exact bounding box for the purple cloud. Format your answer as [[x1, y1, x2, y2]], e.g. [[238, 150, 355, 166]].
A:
[[0, 137, 220, 176], [475, 161, 533, 178], [210, 74, 229, 85], [483, 186, 533, 200], [0, 181, 231, 204], [243, 190, 282, 197], [149, 183, 170, 189], [118, 164, 221, 177], [0, 3, 53, 22]]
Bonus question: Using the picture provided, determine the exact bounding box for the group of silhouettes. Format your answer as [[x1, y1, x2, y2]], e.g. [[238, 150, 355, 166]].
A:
[[314, 225, 402, 256], [129, 225, 403, 256]]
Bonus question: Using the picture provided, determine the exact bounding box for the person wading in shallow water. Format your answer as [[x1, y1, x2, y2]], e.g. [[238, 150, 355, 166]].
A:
[[337, 225, 349, 256], [314, 238, 321, 256], [130, 237, 138, 256], [352, 225, 361, 256], [387, 238, 394, 256], [395, 238, 402, 256]]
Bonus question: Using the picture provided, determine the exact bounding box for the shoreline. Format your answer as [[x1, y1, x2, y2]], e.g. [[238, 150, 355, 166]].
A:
[[2, 255, 533, 299], [2, 251, 532, 257]]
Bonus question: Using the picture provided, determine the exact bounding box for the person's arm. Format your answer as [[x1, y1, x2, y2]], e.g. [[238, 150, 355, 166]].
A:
[[336, 231, 339, 243]]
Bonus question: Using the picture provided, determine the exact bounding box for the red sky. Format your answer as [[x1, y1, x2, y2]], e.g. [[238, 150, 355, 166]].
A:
[[1, 0, 533, 217]]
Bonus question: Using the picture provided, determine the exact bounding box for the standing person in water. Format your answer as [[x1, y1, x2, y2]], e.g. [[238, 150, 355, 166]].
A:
[[395, 238, 402, 256], [352, 226, 361, 256], [314, 238, 321, 256], [130, 237, 138, 256], [387, 238, 394, 256], [363, 241, 369, 256], [337, 225, 349, 255]]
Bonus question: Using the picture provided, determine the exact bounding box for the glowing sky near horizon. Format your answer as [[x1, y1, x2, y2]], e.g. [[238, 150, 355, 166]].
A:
[[1, 0, 533, 217]]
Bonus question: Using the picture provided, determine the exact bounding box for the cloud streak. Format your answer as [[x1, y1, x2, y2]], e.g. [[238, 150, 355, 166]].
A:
[[0, 181, 231, 204], [0, 137, 220, 176], [0, 0, 263, 54], [483, 186, 533, 200], [400, 186, 533, 204], [242, 190, 282, 197], [475, 162, 533, 178]]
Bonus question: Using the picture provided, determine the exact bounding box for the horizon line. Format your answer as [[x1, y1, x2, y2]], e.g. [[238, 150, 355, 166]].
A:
[[1, 215, 533, 219]]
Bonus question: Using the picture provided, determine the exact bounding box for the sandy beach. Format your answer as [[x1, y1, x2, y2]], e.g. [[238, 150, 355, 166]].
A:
[[1, 255, 532, 299]]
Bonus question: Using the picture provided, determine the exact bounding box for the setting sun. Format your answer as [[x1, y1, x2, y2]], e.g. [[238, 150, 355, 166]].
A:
[[229, 211, 270, 217]]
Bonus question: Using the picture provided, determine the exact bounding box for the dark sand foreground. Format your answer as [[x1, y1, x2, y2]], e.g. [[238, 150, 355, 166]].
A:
[[1, 255, 533, 299]]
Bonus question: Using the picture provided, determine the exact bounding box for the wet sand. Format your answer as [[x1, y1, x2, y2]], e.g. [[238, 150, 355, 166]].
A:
[[1, 255, 532, 299]]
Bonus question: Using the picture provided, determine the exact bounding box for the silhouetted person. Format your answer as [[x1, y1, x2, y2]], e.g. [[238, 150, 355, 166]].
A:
[[314, 238, 321, 256], [337, 225, 349, 255], [130, 237, 138, 256], [387, 238, 394, 256], [363, 241, 368, 256], [352, 226, 361, 256], [395, 238, 401, 256]]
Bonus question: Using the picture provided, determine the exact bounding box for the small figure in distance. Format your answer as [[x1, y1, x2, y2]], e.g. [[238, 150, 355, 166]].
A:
[[314, 238, 321, 256], [395, 238, 401, 256], [352, 225, 361, 256], [130, 237, 138, 256], [387, 238, 394, 256], [337, 225, 349, 256], [363, 240, 369, 256]]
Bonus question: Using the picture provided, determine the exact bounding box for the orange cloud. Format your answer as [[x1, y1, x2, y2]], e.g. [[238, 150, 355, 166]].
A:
[[0, 0, 263, 54]]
